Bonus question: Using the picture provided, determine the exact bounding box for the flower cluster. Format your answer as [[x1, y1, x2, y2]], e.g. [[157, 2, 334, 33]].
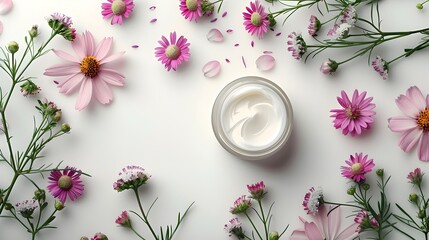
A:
[[113, 165, 150, 192], [225, 181, 288, 240]]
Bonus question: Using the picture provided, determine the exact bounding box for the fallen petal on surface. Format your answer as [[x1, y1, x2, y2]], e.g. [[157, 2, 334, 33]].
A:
[[202, 60, 221, 78], [207, 28, 224, 42], [256, 55, 276, 71]]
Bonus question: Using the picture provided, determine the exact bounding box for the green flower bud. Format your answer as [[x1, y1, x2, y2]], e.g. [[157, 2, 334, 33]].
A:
[[376, 169, 384, 177], [269, 231, 279, 240], [419, 210, 426, 219], [29, 25, 39, 38], [54, 200, 65, 211], [5, 203, 13, 210], [61, 123, 71, 133], [34, 189, 46, 203], [347, 186, 356, 195], [20, 80, 41, 96], [409, 193, 419, 204], [361, 183, 370, 191], [417, 3, 424, 9], [7, 41, 19, 54], [53, 111, 62, 122], [267, 14, 276, 27], [80, 237, 89, 240]]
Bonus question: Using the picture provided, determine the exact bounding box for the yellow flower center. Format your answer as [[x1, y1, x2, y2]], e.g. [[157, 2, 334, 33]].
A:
[[345, 106, 360, 120], [418, 109, 429, 132], [165, 45, 181, 60], [351, 163, 363, 175], [111, 0, 126, 15], [58, 175, 73, 190], [186, 0, 198, 11], [251, 12, 263, 27], [80, 56, 100, 78]]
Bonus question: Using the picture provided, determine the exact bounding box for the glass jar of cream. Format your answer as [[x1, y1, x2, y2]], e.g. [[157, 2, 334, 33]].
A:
[[212, 76, 293, 160]]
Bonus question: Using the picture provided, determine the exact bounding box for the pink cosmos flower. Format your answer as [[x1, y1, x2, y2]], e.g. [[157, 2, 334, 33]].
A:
[[180, 0, 202, 22], [341, 153, 375, 183], [230, 195, 251, 214], [290, 204, 359, 240], [243, 0, 269, 39], [101, 0, 135, 25], [372, 56, 389, 80], [247, 181, 266, 200], [388, 86, 429, 161], [155, 32, 190, 71], [407, 168, 423, 185], [44, 31, 125, 111], [330, 89, 376, 136], [47, 166, 84, 203]]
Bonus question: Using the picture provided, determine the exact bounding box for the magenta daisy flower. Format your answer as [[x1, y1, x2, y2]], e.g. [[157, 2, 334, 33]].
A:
[[341, 153, 375, 183], [155, 32, 190, 71], [372, 56, 389, 80], [44, 31, 125, 111], [230, 195, 251, 214], [388, 86, 429, 161], [247, 181, 266, 200], [101, 0, 135, 25], [243, 0, 269, 39], [115, 210, 131, 227], [330, 89, 376, 136], [47, 166, 84, 203], [180, 0, 202, 22], [303, 187, 323, 215]]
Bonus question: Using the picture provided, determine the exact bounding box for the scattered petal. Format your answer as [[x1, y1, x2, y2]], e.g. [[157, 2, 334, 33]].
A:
[[131, 45, 139, 48], [149, 6, 156, 10], [234, 43, 239, 47], [225, 58, 230, 63], [222, 11, 227, 17], [207, 28, 224, 42], [242, 56, 247, 68], [226, 29, 233, 33], [54, 80, 59, 85], [263, 51, 273, 54], [210, 18, 218, 23], [251, 41, 254, 47], [276, 32, 282, 36], [0, 0, 13, 15], [270, 28, 275, 31], [150, 18, 157, 23], [202, 60, 221, 78], [256, 55, 276, 71]]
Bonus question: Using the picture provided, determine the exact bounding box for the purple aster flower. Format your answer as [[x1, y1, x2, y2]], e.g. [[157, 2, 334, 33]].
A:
[[243, 0, 270, 39], [155, 32, 190, 71]]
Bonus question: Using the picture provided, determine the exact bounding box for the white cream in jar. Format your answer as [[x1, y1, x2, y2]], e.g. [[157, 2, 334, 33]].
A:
[[212, 76, 293, 160]]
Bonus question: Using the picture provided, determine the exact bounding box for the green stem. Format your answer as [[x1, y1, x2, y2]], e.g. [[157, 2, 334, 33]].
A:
[[130, 225, 146, 240], [0, 173, 18, 214], [244, 212, 263, 240], [133, 188, 159, 240], [257, 200, 269, 240]]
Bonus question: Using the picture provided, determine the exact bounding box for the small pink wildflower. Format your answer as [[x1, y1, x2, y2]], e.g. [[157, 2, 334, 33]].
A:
[[101, 0, 135, 25], [247, 181, 266, 200], [372, 56, 388, 80], [303, 187, 323, 215], [407, 168, 423, 185], [230, 195, 251, 214], [180, 0, 202, 22], [341, 153, 375, 183], [243, 0, 269, 39], [154, 32, 190, 71], [287, 32, 307, 60]]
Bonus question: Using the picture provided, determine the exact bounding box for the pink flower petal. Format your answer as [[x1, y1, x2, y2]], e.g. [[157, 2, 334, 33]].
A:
[[225, 58, 230, 63], [202, 60, 221, 78], [388, 116, 418, 132], [256, 55, 275, 71], [304, 222, 323, 240], [207, 28, 224, 42], [100, 51, 125, 64], [226, 29, 233, 33], [418, 132, 429, 161], [251, 41, 254, 47], [131, 45, 139, 48], [210, 18, 218, 23], [53, 49, 79, 63], [94, 37, 113, 60], [336, 223, 359, 240], [75, 78, 93, 110], [149, 6, 156, 10], [327, 205, 340, 238], [93, 77, 113, 104], [263, 51, 273, 54], [222, 11, 227, 17], [150, 18, 157, 23], [399, 128, 423, 152], [396, 94, 421, 118], [234, 43, 239, 47], [0, 0, 13, 15], [242, 56, 247, 68], [275, 32, 282, 36]]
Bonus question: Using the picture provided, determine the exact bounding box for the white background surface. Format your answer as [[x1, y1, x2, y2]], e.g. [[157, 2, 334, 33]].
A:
[[2, 0, 429, 239]]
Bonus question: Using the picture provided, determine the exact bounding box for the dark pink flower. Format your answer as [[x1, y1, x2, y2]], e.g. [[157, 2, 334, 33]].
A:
[[308, 15, 321, 36], [330, 89, 376, 136], [407, 168, 423, 185], [247, 181, 266, 200], [287, 32, 307, 60], [243, 0, 269, 39], [155, 32, 190, 71], [341, 153, 375, 183], [180, 0, 202, 22], [115, 211, 131, 227], [230, 195, 251, 214], [101, 0, 135, 25], [47, 166, 84, 203], [303, 187, 323, 215]]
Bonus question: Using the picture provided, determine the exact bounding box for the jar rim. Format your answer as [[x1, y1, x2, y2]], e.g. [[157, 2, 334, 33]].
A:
[[211, 76, 293, 160]]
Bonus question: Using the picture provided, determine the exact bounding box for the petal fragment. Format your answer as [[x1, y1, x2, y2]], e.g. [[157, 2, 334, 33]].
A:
[[202, 60, 221, 78], [207, 28, 224, 42], [256, 54, 276, 71]]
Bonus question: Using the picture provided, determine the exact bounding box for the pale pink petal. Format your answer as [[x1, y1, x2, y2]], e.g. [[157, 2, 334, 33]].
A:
[[396, 94, 421, 118], [72, 34, 86, 60], [406, 86, 426, 109], [399, 128, 423, 152], [93, 77, 113, 104], [207, 28, 224, 42], [335, 223, 359, 240], [327, 206, 340, 239], [100, 51, 125, 64], [98, 70, 125, 86], [58, 73, 84, 95], [202, 60, 221, 78], [83, 31, 96, 56], [256, 54, 275, 71], [94, 37, 112, 60], [305, 222, 323, 240], [388, 116, 418, 132], [44, 63, 80, 76], [0, 0, 13, 15], [75, 78, 93, 110], [418, 132, 429, 161], [53, 49, 79, 63]]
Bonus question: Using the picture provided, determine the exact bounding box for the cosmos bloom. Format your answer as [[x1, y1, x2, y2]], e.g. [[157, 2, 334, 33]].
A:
[[291, 204, 359, 240], [330, 89, 376, 136], [388, 86, 429, 161], [101, 0, 135, 25], [243, 0, 269, 39], [44, 31, 125, 110], [341, 153, 375, 183], [180, 0, 203, 22], [47, 166, 84, 203], [155, 32, 191, 71]]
